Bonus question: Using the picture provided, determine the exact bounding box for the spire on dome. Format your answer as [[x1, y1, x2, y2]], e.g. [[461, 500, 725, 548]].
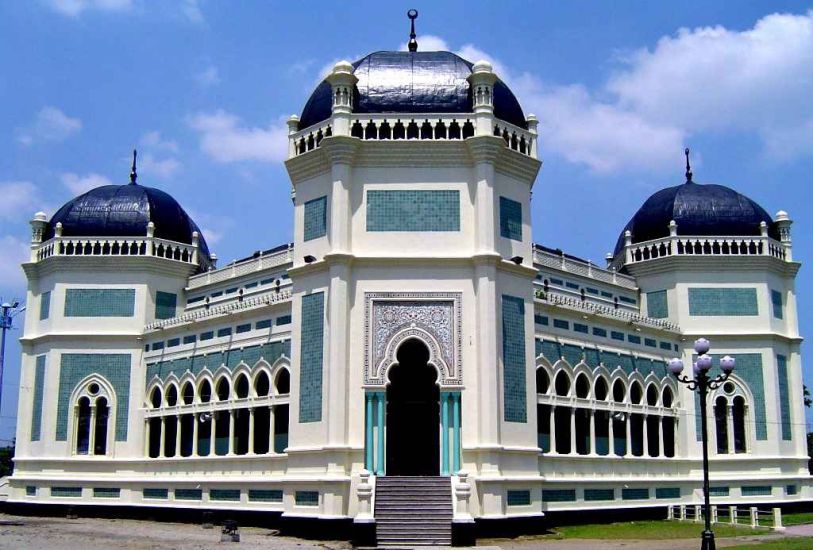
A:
[[684, 147, 693, 183], [130, 149, 138, 185], [407, 9, 418, 52]]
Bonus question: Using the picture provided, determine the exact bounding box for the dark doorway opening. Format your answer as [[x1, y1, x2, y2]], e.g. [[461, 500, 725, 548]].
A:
[[386, 339, 440, 476]]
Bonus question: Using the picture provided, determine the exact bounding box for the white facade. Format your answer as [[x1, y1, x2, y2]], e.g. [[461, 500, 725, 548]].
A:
[[7, 52, 809, 530]]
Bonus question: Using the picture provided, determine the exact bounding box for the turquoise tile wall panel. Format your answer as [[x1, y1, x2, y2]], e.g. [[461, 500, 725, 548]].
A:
[[255, 319, 272, 329], [694, 354, 766, 441], [39, 291, 51, 320], [585, 489, 614, 501], [506, 490, 531, 506], [30, 355, 46, 441], [299, 293, 325, 423], [709, 487, 729, 496], [621, 488, 649, 500], [542, 489, 576, 502], [502, 295, 527, 423], [560, 344, 583, 367], [145, 341, 289, 382], [593, 327, 607, 337], [52, 486, 82, 497], [249, 489, 283, 502], [644, 338, 657, 348], [656, 488, 681, 499], [236, 323, 251, 334], [540, 340, 559, 363], [553, 319, 569, 330], [499, 196, 523, 240], [777, 355, 792, 441], [787, 485, 798, 496], [771, 290, 784, 319], [217, 327, 232, 337], [175, 488, 202, 500], [277, 315, 291, 325], [583, 349, 600, 368], [64, 288, 135, 317], [688, 288, 758, 316], [742, 486, 772, 497], [366, 190, 460, 232], [155, 291, 177, 320], [574, 323, 588, 334], [143, 488, 168, 499], [628, 334, 641, 344], [611, 331, 624, 341], [57, 353, 131, 441], [295, 491, 319, 506], [647, 291, 668, 319], [93, 487, 120, 498], [535, 338, 543, 357], [210, 489, 241, 501], [26, 486, 36, 496], [304, 196, 327, 241]]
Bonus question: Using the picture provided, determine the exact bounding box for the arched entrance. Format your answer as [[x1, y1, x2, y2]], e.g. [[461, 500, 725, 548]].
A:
[[386, 339, 440, 476]]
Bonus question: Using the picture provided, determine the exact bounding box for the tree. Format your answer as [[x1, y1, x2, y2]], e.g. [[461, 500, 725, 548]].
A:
[[0, 443, 14, 477], [804, 385, 812, 408]]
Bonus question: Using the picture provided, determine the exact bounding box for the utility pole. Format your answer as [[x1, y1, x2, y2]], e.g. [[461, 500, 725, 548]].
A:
[[0, 300, 25, 414]]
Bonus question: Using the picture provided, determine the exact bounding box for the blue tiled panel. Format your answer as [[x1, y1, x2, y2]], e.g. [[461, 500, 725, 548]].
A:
[[64, 288, 135, 317], [621, 488, 649, 500], [593, 327, 607, 337], [499, 196, 522, 240], [542, 489, 576, 502], [200, 331, 213, 341], [236, 323, 251, 334], [57, 354, 131, 441], [659, 341, 672, 350], [585, 489, 614, 501], [366, 190, 460, 232], [553, 319, 569, 330], [39, 291, 51, 320], [565, 282, 579, 290], [249, 489, 283, 502], [777, 355, 792, 441], [787, 485, 798, 496], [540, 340, 559, 363], [93, 487, 120, 498], [277, 315, 291, 326], [688, 288, 758, 316], [52, 487, 82, 497], [655, 487, 681, 499], [574, 323, 588, 334], [771, 290, 784, 319], [647, 290, 668, 319], [644, 338, 656, 348], [167, 338, 180, 348], [26, 486, 36, 496], [217, 327, 232, 337], [30, 356, 46, 441], [175, 488, 202, 500], [742, 486, 772, 497], [619, 296, 636, 305], [694, 354, 766, 441], [143, 488, 168, 499], [256, 319, 272, 329], [304, 196, 327, 241], [611, 331, 624, 341], [534, 314, 548, 326], [506, 489, 531, 506], [535, 338, 543, 357], [583, 349, 600, 368], [501, 295, 527, 423], [560, 344, 583, 367], [155, 291, 177, 320], [628, 334, 641, 344], [183, 335, 196, 345], [295, 491, 319, 506], [210, 489, 241, 501], [299, 293, 325, 423], [709, 487, 729, 496]]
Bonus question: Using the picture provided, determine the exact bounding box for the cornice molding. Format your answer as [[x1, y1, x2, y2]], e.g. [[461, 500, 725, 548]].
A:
[[22, 256, 197, 281], [625, 256, 801, 278]]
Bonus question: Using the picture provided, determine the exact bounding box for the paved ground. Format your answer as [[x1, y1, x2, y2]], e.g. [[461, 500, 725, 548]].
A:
[[485, 535, 786, 549]]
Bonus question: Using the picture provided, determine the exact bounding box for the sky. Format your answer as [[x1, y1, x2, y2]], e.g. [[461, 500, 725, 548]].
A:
[[0, 0, 812, 443]]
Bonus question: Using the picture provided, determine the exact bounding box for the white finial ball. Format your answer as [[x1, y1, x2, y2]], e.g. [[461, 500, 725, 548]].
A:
[[34, 211, 47, 221], [775, 210, 789, 221], [332, 60, 354, 74], [472, 60, 493, 74]]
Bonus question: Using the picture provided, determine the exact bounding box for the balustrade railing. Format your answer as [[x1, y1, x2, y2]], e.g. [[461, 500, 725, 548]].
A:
[[534, 246, 637, 289], [625, 235, 787, 265], [536, 291, 681, 332], [33, 235, 203, 267], [187, 245, 293, 289]]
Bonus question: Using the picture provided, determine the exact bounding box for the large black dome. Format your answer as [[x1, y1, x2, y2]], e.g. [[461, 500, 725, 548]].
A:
[[298, 51, 527, 130], [613, 180, 778, 257], [47, 182, 210, 259]]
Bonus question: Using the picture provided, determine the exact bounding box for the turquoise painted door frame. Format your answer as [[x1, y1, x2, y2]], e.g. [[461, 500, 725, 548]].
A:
[[364, 391, 386, 475], [440, 391, 462, 475]]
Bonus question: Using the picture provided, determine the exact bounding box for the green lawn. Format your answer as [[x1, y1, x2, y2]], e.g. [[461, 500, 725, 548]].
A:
[[536, 520, 768, 540], [728, 538, 813, 549], [782, 512, 813, 526]]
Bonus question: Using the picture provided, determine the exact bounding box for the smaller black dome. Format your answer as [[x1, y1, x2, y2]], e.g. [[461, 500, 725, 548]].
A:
[[47, 183, 210, 259], [614, 181, 778, 257]]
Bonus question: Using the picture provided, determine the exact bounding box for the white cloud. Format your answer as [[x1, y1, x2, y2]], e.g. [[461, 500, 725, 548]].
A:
[[186, 208, 231, 248], [140, 131, 178, 153], [0, 235, 29, 289], [138, 153, 181, 179], [60, 172, 112, 195], [0, 181, 42, 221], [44, 0, 133, 17], [182, 0, 204, 24], [187, 110, 288, 163], [17, 106, 82, 146], [194, 65, 220, 87], [399, 34, 450, 53]]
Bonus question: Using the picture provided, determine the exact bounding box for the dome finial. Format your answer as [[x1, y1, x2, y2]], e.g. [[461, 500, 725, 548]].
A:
[[130, 149, 138, 185], [407, 9, 419, 52], [684, 147, 693, 183]]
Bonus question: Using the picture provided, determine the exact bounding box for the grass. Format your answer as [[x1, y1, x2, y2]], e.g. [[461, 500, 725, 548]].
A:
[[782, 512, 813, 526], [493, 520, 770, 541], [728, 538, 813, 549]]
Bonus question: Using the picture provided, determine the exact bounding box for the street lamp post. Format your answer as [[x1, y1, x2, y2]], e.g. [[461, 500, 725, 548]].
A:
[[668, 338, 736, 550], [0, 300, 26, 414]]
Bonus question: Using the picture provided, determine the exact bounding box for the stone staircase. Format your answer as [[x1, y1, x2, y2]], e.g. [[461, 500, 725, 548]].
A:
[[374, 476, 453, 546]]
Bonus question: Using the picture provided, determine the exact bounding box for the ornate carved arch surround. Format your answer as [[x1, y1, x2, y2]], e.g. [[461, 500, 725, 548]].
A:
[[364, 292, 462, 387]]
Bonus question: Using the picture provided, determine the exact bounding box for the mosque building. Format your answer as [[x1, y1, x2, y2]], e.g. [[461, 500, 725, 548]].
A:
[[8, 14, 808, 546]]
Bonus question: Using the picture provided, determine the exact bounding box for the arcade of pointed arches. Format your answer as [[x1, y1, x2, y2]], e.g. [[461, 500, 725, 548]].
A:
[[143, 358, 290, 458]]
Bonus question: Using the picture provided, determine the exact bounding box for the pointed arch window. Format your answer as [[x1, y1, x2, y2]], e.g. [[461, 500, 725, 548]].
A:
[[73, 380, 114, 456]]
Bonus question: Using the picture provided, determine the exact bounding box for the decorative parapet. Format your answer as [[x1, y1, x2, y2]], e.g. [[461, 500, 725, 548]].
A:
[[536, 290, 682, 333], [534, 246, 637, 290], [144, 288, 292, 332], [622, 233, 787, 266], [187, 245, 293, 290]]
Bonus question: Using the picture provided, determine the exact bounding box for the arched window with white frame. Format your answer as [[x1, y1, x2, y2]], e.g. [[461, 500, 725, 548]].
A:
[[71, 378, 115, 456]]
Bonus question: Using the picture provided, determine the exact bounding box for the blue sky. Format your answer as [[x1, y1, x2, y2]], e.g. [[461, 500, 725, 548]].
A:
[[1, 0, 812, 443]]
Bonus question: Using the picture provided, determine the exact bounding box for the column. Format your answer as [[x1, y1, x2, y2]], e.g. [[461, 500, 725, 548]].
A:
[[569, 408, 576, 454], [159, 416, 166, 458], [144, 419, 151, 456], [727, 405, 735, 454], [268, 405, 276, 454], [209, 413, 216, 456], [549, 405, 556, 454], [192, 413, 199, 456], [89, 407, 97, 454], [625, 415, 632, 457], [248, 408, 255, 455], [441, 393, 450, 475], [365, 393, 374, 471], [588, 410, 596, 455], [376, 392, 385, 476], [174, 416, 181, 457], [642, 414, 649, 457], [452, 393, 461, 473], [608, 412, 615, 456], [228, 410, 235, 455], [658, 416, 665, 457]]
